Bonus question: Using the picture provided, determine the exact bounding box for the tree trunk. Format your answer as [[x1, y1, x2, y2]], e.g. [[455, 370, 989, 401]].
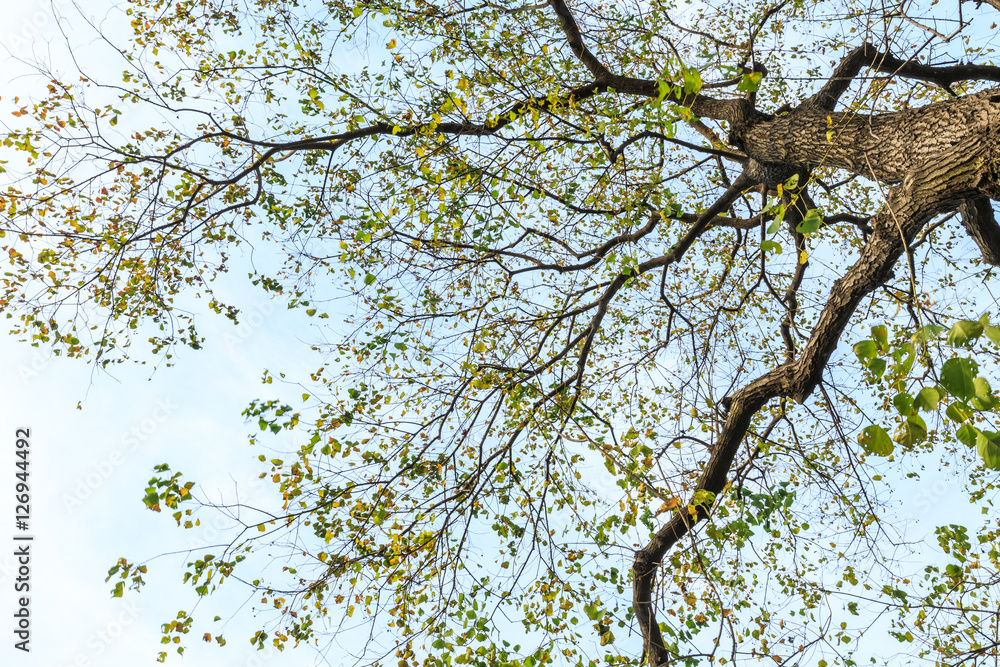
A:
[[738, 88, 1000, 183], [634, 87, 1000, 666]]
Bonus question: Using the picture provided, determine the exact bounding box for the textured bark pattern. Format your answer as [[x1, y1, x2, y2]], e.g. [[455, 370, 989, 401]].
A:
[[740, 89, 1000, 182], [533, 2, 1000, 662], [633, 72, 1000, 667], [965, 0, 1000, 13], [634, 130, 993, 665], [960, 197, 1000, 265]]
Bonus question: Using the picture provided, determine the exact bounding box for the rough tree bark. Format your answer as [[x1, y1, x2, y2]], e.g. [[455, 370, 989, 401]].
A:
[[613, 35, 1000, 667]]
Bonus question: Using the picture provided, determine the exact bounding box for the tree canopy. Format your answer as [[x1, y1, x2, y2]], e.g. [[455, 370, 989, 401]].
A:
[[5, 0, 1000, 665]]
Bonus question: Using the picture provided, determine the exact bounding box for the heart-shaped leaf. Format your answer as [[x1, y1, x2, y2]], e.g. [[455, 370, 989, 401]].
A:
[[941, 357, 978, 401], [859, 425, 893, 456]]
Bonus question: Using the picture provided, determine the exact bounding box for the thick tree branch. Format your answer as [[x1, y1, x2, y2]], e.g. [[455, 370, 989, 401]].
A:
[[959, 196, 1000, 265], [546, 0, 612, 79], [807, 43, 1000, 110], [543, 0, 749, 123], [741, 88, 1000, 183], [633, 109, 993, 667], [964, 0, 1000, 13]]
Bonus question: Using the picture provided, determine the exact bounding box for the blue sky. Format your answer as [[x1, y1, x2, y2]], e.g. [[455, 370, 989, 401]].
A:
[[2, 1, 999, 666], [0, 234, 334, 661], [0, 3, 363, 665]]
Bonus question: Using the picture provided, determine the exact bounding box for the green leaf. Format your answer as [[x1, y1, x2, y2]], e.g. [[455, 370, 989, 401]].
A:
[[895, 415, 927, 448], [956, 423, 979, 447], [760, 239, 782, 254], [681, 66, 702, 95], [853, 340, 878, 363], [913, 387, 940, 412], [940, 357, 978, 400], [986, 325, 1000, 344], [947, 320, 984, 347], [656, 80, 670, 103], [892, 342, 916, 378], [766, 204, 786, 232], [971, 376, 998, 411], [736, 71, 764, 92], [858, 425, 893, 456], [867, 358, 886, 380], [795, 208, 823, 234], [892, 392, 913, 416], [364, 273, 377, 285], [911, 324, 944, 345], [871, 325, 888, 353], [976, 431, 1000, 469], [946, 401, 974, 423]]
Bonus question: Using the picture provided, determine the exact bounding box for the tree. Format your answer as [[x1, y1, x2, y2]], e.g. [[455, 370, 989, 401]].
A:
[[4, 0, 1000, 664]]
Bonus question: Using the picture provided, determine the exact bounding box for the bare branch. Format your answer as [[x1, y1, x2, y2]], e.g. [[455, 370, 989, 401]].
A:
[[807, 42, 1000, 110], [546, 0, 612, 79]]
